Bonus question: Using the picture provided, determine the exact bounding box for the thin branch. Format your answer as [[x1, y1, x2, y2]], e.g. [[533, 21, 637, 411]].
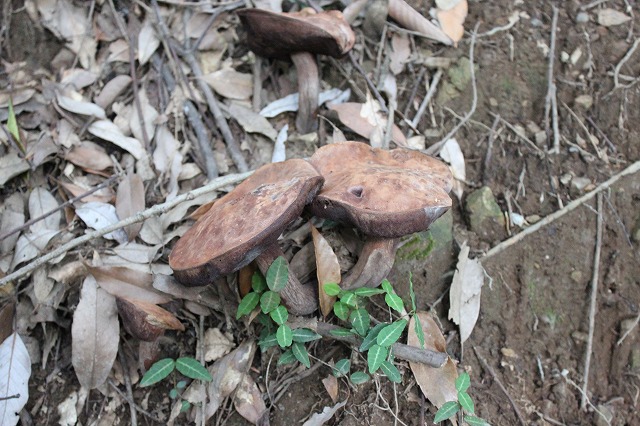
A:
[[0, 171, 253, 289], [483, 161, 640, 259], [410, 69, 443, 130], [581, 193, 603, 410], [544, 6, 560, 154]]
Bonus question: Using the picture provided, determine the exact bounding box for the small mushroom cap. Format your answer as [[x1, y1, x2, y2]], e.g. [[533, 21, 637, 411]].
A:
[[308, 142, 453, 238], [170, 159, 324, 286], [237, 8, 356, 60]]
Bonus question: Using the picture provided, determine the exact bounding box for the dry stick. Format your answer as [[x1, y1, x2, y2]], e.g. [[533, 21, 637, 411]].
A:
[[426, 24, 480, 156], [482, 160, 640, 260], [410, 69, 443, 130], [581, 193, 603, 410], [118, 349, 138, 426], [611, 38, 640, 90], [108, 380, 164, 423], [489, 112, 544, 155], [473, 347, 527, 426], [349, 52, 389, 113], [0, 174, 121, 242], [544, 5, 560, 154], [315, 322, 447, 367], [0, 171, 253, 289], [481, 114, 501, 185]]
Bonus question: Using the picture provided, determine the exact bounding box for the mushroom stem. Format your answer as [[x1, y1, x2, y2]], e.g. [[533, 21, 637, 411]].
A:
[[291, 52, 319, 134], [342, 237, 399, 289], [256, 244, 318, 315]]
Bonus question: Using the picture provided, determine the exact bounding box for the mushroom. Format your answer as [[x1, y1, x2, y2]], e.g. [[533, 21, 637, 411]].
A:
[[307, 141, 453, 289], [169, 159, 324, 315], [237, 8, 355, 134]]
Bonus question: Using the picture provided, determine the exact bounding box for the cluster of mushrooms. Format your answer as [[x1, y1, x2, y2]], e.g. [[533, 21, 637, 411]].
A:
[[169, 142, 453, 316]]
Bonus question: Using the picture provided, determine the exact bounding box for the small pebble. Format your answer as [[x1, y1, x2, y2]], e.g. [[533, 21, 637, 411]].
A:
[[530, 18, 543, 27], [575, 94, 593, 109], [576, 12, 590, 24]]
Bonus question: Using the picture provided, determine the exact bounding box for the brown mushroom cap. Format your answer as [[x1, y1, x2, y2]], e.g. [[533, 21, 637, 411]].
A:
[[237, 8, 356, 60], [308, 142, 453, 238], [170, 159, 324, 286]]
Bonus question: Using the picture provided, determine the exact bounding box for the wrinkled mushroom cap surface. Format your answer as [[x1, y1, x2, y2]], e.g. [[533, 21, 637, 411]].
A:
[[308, 142, 453, 238], [170, 159, 324, 286], [237, 8, 356, 60]]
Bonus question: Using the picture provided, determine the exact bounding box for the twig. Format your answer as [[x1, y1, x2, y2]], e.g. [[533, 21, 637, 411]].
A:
[[426, 24, 480, 155], [108, 380, 164, 423], [315, 322, 448, 367], [482, 114, 501, 185], [610, 38, 640, 91], [483, 161, 640, 259], [252, 56, 262, 112], [118, 350, 138, 426], [474, 347, 527, 426], [489, 113, 544, 154], [544, 6, 560, 154], [0, 171, 253, 289], [581, 193, 603, 410], [561, 101, 604, 160], [0, 174, 121, 243], [410, 69, 443, 130], [349, 52, 389, 113], [617, 312, 640, 345]]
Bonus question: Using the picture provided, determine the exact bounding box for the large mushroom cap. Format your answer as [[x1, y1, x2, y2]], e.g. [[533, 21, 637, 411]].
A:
[[308, 142, 453, 238], [170, 159, 324, 286], [237, 8, 356, 60]]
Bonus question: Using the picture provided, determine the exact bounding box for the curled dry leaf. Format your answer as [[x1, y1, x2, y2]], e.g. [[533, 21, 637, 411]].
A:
[[88, 265, 171, 305], [228, 103, 277, 141], [204, 328, 235, 362], [234, 374, 268, 425], [1, 194, 25, 256], [597, 8, 631, 27], [330, 100, 406, 146], [302, 400, 348, 426], [71, 275, 119, 389], [116, 172, 145, 241], [311, 225, 341, 317], [448, 241, 484, 343], [56, 92, 106, 120], [435, 0, 468, 45], [94, 75, 132, 109], [388, 0, 452, 45], [202, 69, 253, 100], [439, 138, 465, 200], [65, 141, 113, 172], [322, 375, 339, 403], [59, 180, 114, 203], [0, 152, 30, 187], [407, 312, 458, 412], [88, 119, 146, 160], [116, 297, 184, 341], [28, 188, 61, 233]]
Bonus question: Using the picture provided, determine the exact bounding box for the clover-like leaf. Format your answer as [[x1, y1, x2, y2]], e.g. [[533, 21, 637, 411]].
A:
[[376, 319, 407, 347], [266, 256, 288, 292], [270, 305, 289, 325], [291, 328, 322, 343], [291, 342, 311, 368], [367, 344, 387, 374], [236, 292, 260, 319], [350, 308, 370, 336], [333, 359, 350, 377], [323, 283, 341, 296], [380, 361, 402, 383], [349, 371, 370, 385], [333, 301, 350, 321], [433, 401, 461, 423], [276, 324, 293, 347], [260, 291, 281, 314]]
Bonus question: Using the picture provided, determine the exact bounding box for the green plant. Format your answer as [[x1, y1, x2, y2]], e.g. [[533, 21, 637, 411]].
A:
[[433, 372, 490, 425], [324, 276, 424, 384], [237, 257, 321, 367], [140, 357, 213, 412]]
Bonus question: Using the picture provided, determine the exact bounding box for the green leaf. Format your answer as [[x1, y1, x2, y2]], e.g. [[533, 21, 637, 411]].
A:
[[384, 293, 405, 313], [323, 283, 341, 296], [276, 324, 293, 347], [270, 305, 289, 325], [291, 342, 311, 368], [333, 301, 350, 321], [7, 98, 22, 148], [340, 291, 358, 307], [260, 291, 281, 314], [176, 380, 187, 389], [258, 333, 279, 350], [266, 256, 288, 292], [180, 400, 191, 413], [278, 350, 296, 365], [169, 388, 178, 399], [456, 372, 471, 393], [349, 371, 370, 385], [333, 359, 350, 377], [291, 328, 322, 343], [252, 272, 267, 293], [330, 327, 354, 337], [408, 272, 417, 312], [236, 292, 260, 319], [380, 361, 401, 383], [458, 391, 474, 414], [176, 357, 212, 382], [140, 358, 175, 387], [359, 323, 387, 352], [353, 288, 386, 297], [463, 415, 491, 426], [367, 344, 387, 374], [381, 279, 393, 294], [350, 308, 370, 336], [433, 401, 461, 423], [376, 319, 408, 347], [414, 314, 426, 349]]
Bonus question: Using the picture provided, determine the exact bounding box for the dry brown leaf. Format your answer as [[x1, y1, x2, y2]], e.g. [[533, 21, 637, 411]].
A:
[[116, 172, 145, 241], [0, 152, 30, 186], [65, 141, 113, 172], [71, 275, 119, 389], [0, 194, 25, 256], [138, 17, 160, 65], [28, 188, 60, 233], [202, 69, 253, 100], [112, 243, 159, 264], [311, 225, 340, 317], [322, 375, 339, 403], [330, 101, 407, 146], [448, 241, 484, 343], [0, 302, 15, 344], [387, 0, 452, 45], [234, 374, 267, 425], [407, 312, 458, 412], [88, 119, 145, 160], [56, 92, 106, 119], [94, 75, 132, 109], [228, 103, 277, 140], [153, 126, 183, 201], [597, 8, 631, 27], [116, 297, 184, 341], [436, 0, 468, 45], [130, 88, 158, 143], [59, 180, 114, 203], [88, 265, 172, 305], [204, 328, 235, 362], [389, 33, 411, 75], [238, 263, 257, 297], [60, 69, 97, 90]]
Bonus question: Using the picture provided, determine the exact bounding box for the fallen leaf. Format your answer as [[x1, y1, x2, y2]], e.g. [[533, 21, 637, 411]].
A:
[[302, 400, 347, 426], [0, 332, 31, 426], [272, 125, 288, 163], [59, 180, 114, 204], [153, 126, 183, 201], [65, 141, 113, 172], [116, 172, 145, 240], [0, 303, 15, 343], [88, 119, 146, 160], [407, 312, 458, 412], [204, 328, 235, 362], [322, 375, 339, 402], [130, 88, 158, 144], [435, 0, 468, 44], [234, 375, 267, 425], [116, 297, 184, 341], [389, 33, 411, 75], [0, 152, 30, 186], [448, 241, 484, 343], [88, 265, 171, 305], [260, 88, 349, 118], [138, 17, 160, 65], [60, 69, 98, 90], [0, 194, 25, 255], [330, 100, 406, 146], [28, 187, 60, 233], [75, 201, 128, 244], [139, 216, 164, 246], [56, 92, 106, 119], [112, 242, 159, 264], [202, 69, 253, 100], [71, 275, 119, 389], [228, 103, 277, 140], [94, 75, 132, 109], [439, 138, 465, 200], [11, 229, 60, 270], [311, 226, 340, 317], [597, 8, 631, 27], [387, 0, 452, 45]]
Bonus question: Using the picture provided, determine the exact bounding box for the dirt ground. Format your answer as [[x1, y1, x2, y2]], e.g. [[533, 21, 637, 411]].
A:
[[1, 0, 639, 425]]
